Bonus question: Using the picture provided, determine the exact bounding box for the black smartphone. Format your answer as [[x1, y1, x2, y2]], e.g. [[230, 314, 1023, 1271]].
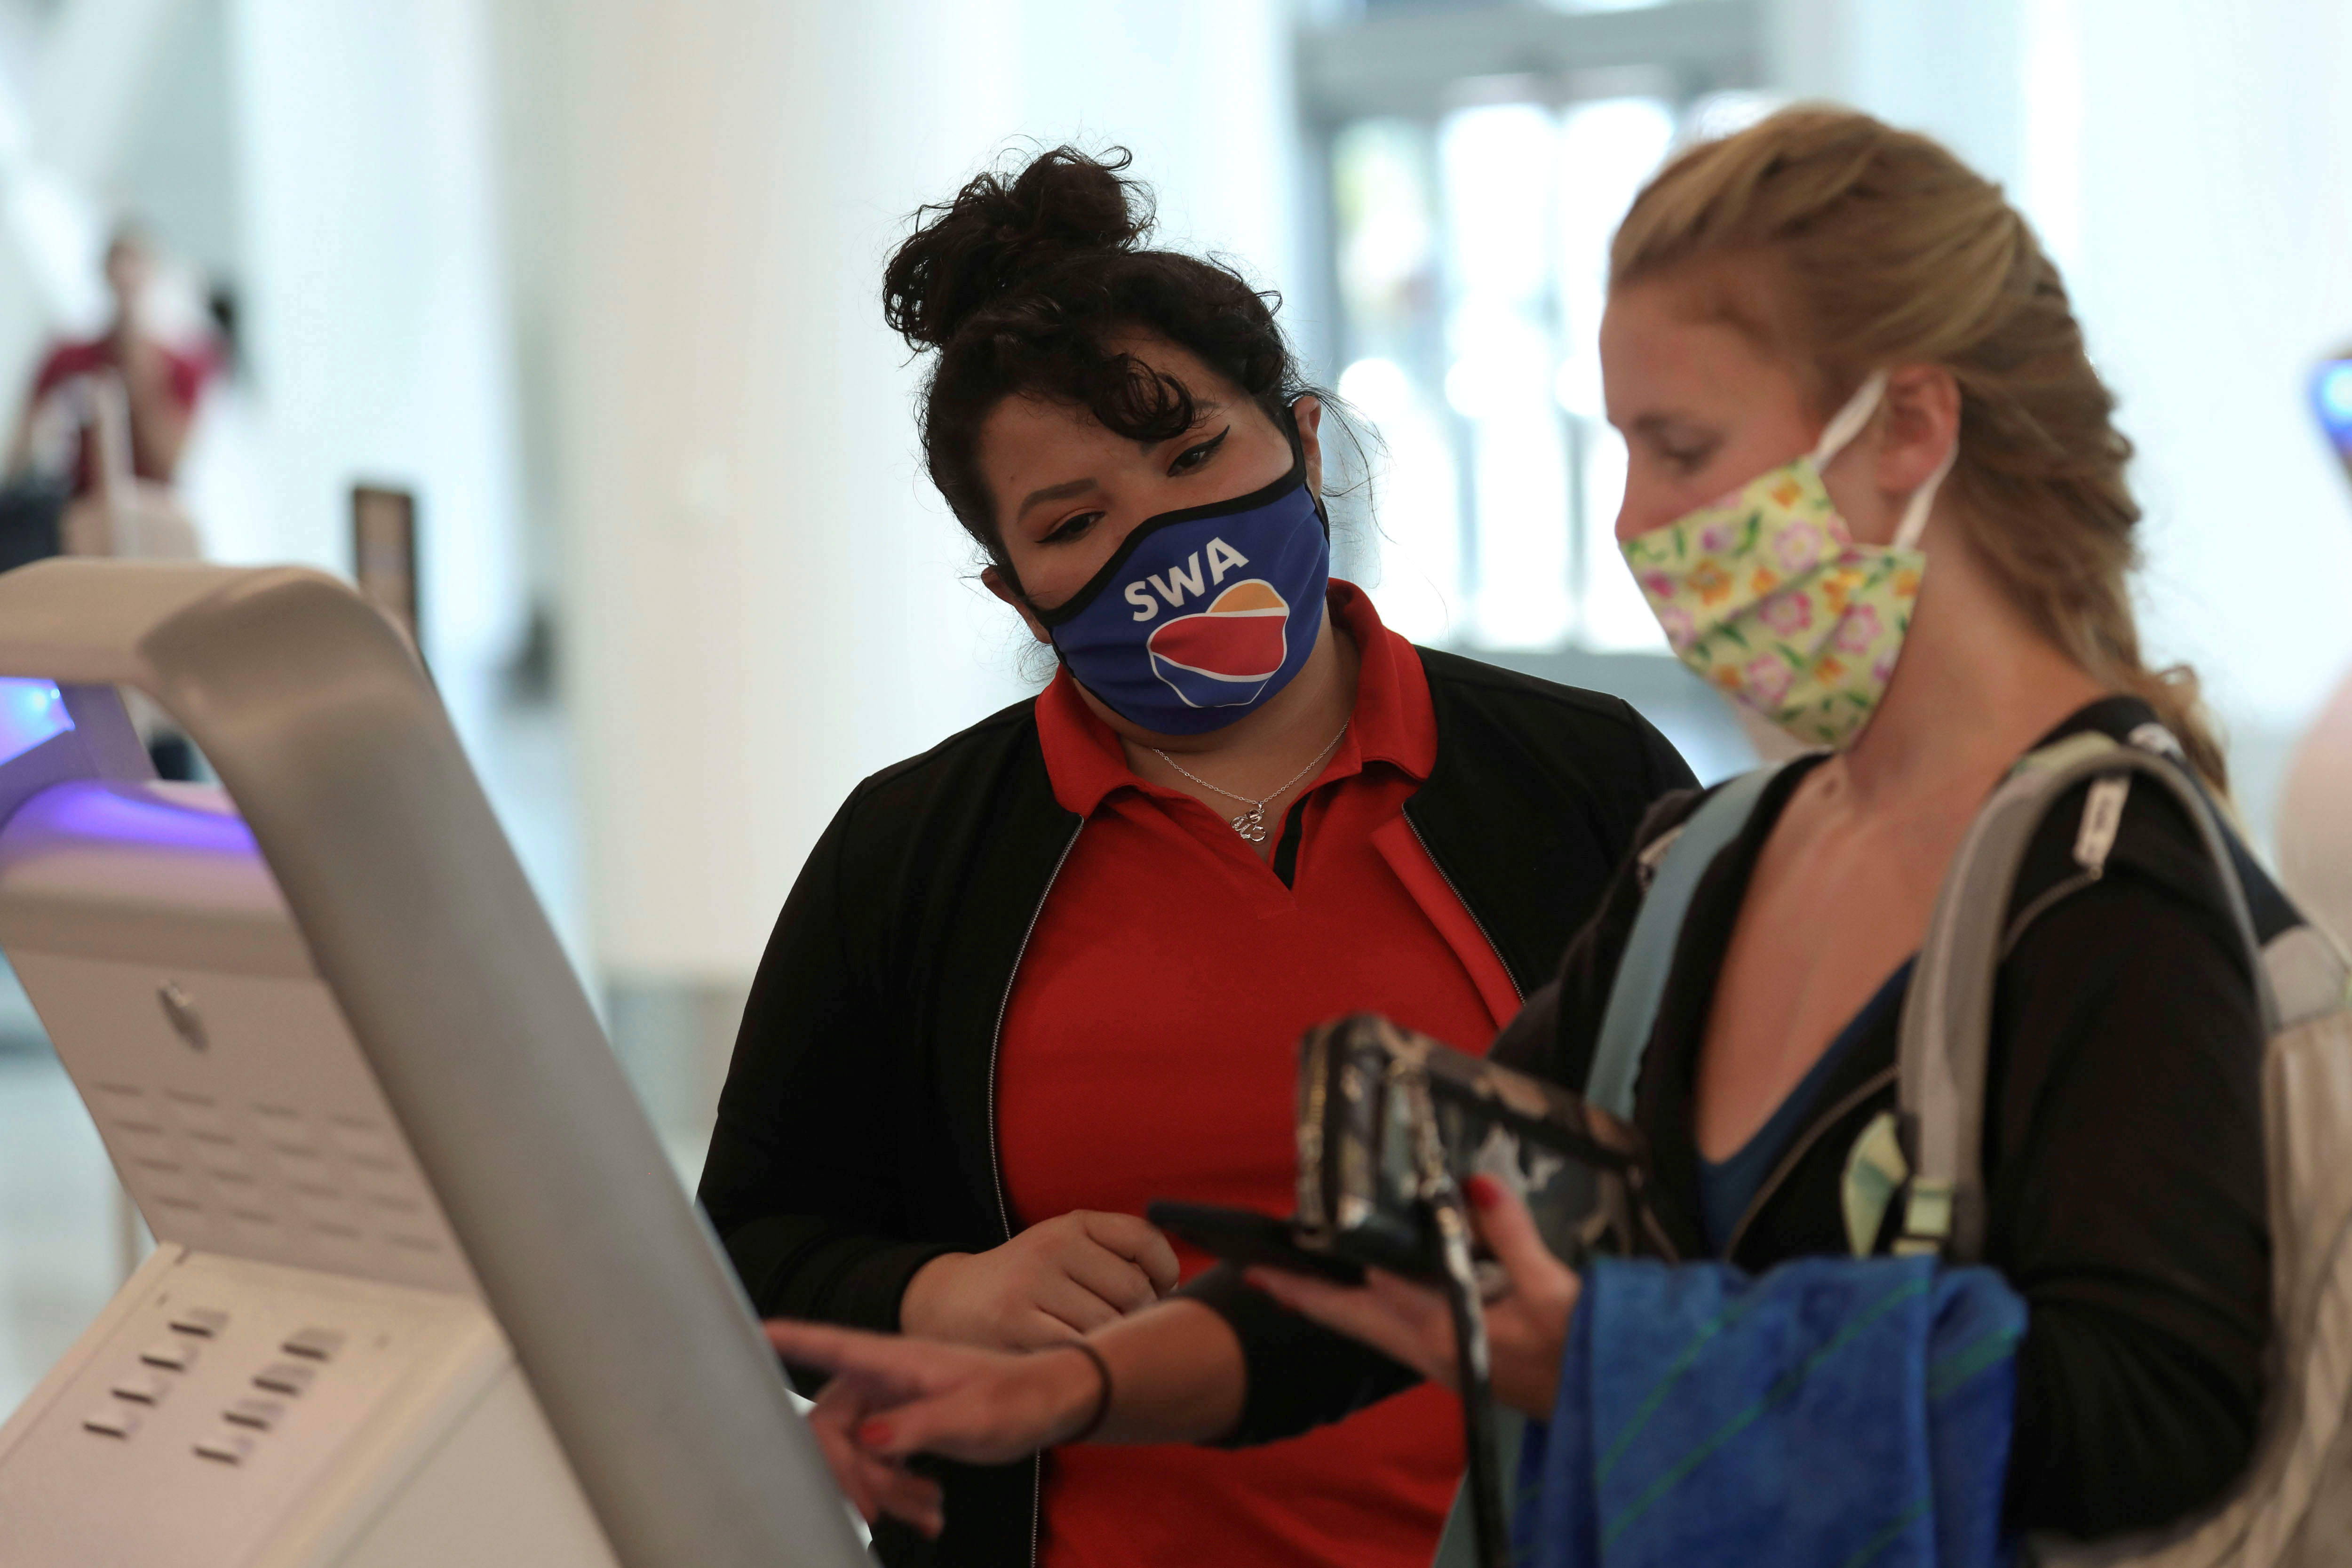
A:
[[1147, 1200, 1366, 1286]]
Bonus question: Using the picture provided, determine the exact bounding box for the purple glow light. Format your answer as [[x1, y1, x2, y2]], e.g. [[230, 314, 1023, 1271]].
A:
[[29, 781, 257, 857], [0, 678, 73, 767]]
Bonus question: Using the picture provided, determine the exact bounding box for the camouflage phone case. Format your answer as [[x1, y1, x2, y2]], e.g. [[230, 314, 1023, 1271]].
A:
[[1291, 1013, 1677, 1277]]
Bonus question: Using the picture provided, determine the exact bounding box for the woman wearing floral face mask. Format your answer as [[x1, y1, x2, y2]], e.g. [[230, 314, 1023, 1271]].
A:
[[768, 108, 2294, 1555]]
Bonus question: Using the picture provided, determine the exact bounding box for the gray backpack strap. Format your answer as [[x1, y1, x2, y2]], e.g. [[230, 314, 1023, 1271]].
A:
[[1894, 732, 2275, 1262], [1586, 764, 1789, 1119]]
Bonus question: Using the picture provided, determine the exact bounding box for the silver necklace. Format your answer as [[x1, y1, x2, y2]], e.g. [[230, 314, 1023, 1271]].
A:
[[1151, 721, 1350, 844]]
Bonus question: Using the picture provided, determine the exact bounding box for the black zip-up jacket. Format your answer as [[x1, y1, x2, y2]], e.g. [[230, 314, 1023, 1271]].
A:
[[698, 647, 1692, 1568], [1189, 697, 2280, 1542]]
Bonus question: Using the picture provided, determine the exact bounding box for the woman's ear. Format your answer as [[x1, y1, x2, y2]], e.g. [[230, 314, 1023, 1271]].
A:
[[982, 565, 1053, 645], [1876, 365, 1961, 501], [1294, 394, 1326, 497]]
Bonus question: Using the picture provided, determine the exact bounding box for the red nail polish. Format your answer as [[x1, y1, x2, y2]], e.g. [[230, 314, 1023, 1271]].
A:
[[860, 1421, 893, 1447], [1465, 1176, 1500, 1211]]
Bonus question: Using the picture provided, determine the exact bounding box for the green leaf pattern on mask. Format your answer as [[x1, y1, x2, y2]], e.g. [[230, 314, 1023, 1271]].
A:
[[1620, 455, 1926, 748]]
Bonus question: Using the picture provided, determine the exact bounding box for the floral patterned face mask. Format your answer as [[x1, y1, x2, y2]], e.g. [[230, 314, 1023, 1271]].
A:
[[1621, 370, 1956, 748]]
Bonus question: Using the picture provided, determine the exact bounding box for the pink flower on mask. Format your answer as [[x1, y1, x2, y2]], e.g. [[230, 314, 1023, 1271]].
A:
[[1699, 520, 1740, 555], [1772, 522, 1824, 575], [1744, 654, 1794, 708], [1655, 604, 1695, 648], [1639, 571, 1677, 602], [1832, 604, 1883, 654], [1759, 592, 1813, 636], [1873, 653, 1899, 685]]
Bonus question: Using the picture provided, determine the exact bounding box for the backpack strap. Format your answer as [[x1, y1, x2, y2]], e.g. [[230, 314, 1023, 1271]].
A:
[[1587, 764, 1791, 1120], [1894, 731, 2275, 1262]]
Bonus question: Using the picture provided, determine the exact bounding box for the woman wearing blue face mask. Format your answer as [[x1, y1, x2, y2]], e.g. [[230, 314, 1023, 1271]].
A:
[[697, 147, 1694, 1568], [767, 110, 2295, 1562]]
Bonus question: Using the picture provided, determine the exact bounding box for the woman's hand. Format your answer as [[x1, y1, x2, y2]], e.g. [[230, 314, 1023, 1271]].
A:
[[900, 1210, 1181, 1350], [1246, 1174, 1580, 1418], [765, 1321, 1105, 1537]]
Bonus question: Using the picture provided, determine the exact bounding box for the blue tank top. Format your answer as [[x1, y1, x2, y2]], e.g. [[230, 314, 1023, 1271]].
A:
[[1697, 958, 1914, 1254]]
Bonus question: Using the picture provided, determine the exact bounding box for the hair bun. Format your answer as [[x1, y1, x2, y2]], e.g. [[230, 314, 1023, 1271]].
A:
[[884, 146, 1151, 350]]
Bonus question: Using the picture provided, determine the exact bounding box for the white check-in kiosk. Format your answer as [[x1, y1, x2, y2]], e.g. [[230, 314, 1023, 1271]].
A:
[[0, 561, 863, 1568]]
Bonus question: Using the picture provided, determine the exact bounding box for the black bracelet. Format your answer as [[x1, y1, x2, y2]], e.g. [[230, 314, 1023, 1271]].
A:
[[1056, 1339, 1113, 1444]]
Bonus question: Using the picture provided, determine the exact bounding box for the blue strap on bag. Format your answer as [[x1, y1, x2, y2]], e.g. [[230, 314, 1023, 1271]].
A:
[[1584, 765, 1788, 1120]]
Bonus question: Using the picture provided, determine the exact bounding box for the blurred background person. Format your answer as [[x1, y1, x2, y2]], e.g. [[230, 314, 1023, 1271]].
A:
[[4, 225, 212, 563], [11, 227, 213, 497], [0, 223, 212, 775]]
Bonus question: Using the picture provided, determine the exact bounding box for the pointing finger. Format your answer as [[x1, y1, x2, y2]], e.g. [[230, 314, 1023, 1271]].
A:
[[765, 1320, 942, 1401], [764, 1319, 882, 1371]]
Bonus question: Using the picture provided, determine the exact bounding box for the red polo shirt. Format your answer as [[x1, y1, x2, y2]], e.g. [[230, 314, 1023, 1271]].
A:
[[996, 582, 1520, 1568], [30, 335, 214, 493]]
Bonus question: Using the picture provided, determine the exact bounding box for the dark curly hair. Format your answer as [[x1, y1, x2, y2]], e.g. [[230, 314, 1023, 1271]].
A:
[[883, 146, 1320, 578]]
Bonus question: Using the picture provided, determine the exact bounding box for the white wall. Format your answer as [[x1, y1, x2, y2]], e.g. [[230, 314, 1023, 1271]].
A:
[[2037, 0, 2352, 737], [224, 0, 526, 754], [524, 0, 1304, 982]]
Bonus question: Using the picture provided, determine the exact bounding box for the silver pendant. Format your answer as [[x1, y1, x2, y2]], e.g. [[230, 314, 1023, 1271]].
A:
[[1232, 805, 1269, 843]]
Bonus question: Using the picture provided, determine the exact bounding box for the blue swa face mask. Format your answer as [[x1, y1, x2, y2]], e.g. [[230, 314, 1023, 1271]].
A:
[[1033, 414, 1330, 737]]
